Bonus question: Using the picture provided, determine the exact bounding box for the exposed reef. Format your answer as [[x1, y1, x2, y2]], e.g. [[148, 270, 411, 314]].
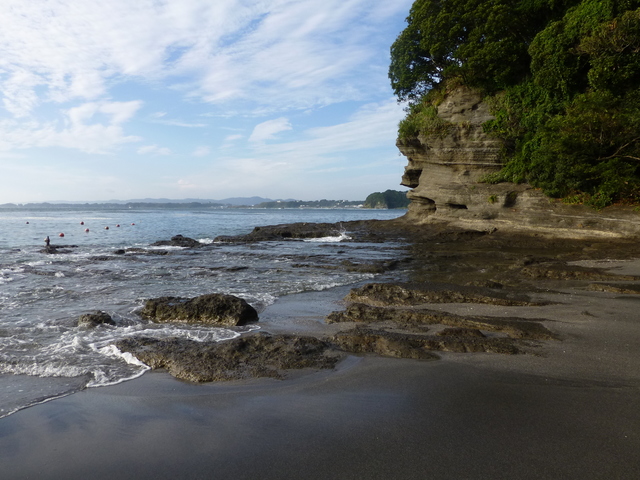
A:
[[150, 234, 202, 248], [115, 333, 340, 383], [112, 219, 640, 383], [214, 222, 349, 242]]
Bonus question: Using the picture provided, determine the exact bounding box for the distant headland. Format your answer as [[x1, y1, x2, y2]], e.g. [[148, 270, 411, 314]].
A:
[[0, 190, 410, 211]]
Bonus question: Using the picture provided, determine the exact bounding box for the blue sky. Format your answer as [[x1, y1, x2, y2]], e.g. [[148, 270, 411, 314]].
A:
[[0, 0, 413, 203]]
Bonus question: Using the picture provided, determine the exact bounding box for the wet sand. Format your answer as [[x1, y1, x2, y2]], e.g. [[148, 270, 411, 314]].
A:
[[2, 243, 640, 478]]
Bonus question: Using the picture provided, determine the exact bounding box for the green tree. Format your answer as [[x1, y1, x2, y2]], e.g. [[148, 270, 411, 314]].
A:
[[392, 0, 640, 207], [389, 0, 576, 102], [364, 190, 409, 209]]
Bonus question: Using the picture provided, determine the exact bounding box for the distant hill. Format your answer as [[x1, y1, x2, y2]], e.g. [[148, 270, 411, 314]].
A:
[[363, 190, 409, 209], [253, 199, 363, 209], [218, 197, 276, 206], [1, 193, 408, 210], [1, 197, 278, 208]]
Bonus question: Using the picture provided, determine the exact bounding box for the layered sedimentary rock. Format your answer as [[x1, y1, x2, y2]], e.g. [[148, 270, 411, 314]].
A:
[[397, 86, 640, 237]]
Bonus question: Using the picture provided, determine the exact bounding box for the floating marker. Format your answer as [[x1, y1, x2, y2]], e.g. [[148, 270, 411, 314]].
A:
[[80, 221, 84, 225], [59, 233, 65, 237], [105, 226, 109, 230], [85, 228, 90, 233], [131, 223, 135, 226], [116, 224, 120, 227]]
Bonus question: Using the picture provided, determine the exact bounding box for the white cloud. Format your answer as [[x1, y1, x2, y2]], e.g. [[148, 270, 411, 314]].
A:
[[138, 144, 171, 156], [177, 178, 197, 190], [224, 134, 243, 142], [192, 146, 210, 157], [0, 0, 413, 118], [250, 99, 403, 159], [193, 99, 405, 197], [154, 119, 208, 128], [249, 117, 292, 143], [0, 0, 415, 202], [0, 100, 142, 153]]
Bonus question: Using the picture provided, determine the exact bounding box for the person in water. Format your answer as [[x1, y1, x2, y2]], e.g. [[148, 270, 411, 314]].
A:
[[44, 236, 50, 247]]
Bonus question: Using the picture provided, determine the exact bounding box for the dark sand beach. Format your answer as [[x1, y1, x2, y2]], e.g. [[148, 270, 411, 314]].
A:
[[2, 226, 640, 479]]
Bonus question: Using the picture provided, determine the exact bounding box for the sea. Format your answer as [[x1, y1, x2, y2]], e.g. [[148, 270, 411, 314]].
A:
[[0, 206, 406, 418]]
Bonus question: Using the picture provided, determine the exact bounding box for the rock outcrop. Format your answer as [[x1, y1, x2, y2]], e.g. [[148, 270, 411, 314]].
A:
[[139, 293, 258, 326], [78, 311, 116, 328], [214, 222, 347, 242], [150, 234, 201, 248], [397, 86, 640, 237], [115, 333, 340, 382]]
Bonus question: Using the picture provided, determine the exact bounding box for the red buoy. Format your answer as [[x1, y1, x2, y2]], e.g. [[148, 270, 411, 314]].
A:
[[115, 224, 120, 227], [131, 223, 135, 226], [80, 221, 84, 225], [59, 233, 65, 237], [85, 228, 90, 233], [105, 226, 109, 230], [26, 221, 29, 224]]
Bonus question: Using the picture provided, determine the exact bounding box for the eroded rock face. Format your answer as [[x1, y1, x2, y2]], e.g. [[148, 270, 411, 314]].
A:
[[139, 293, 258, 326], [396, 86, 640, 237], [398, 86, 510, 219]]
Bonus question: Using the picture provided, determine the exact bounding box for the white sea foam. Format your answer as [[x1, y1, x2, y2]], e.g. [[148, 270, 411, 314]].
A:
[[304, 232, 352, 243]]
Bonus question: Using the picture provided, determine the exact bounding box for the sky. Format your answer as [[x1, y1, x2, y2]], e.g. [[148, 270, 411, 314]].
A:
[[0, 0, 414, 203]]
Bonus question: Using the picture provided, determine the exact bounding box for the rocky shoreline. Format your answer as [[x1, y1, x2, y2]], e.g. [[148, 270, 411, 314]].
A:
[[111, 217, 640, 383]]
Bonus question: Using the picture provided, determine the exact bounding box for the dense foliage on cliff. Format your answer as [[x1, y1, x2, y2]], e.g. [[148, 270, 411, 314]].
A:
[[391, 0, 640, 207], [363, 190, 410, 209]]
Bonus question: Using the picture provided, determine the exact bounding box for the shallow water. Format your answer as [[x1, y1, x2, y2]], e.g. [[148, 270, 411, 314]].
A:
[[0, 207, 406, 417]]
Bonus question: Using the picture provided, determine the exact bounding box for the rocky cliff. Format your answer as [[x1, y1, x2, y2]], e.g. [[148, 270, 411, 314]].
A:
[[397, 87, 640, 238]]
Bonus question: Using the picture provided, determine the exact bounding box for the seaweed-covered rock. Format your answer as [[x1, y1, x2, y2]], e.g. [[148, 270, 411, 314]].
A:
[[139, 293, 258, 326], [78, 311, 116, 328], [115, 332, 340, 382]]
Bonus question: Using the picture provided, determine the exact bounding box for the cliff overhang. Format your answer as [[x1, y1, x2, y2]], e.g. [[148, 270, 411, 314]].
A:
[[396, 87, 640, 238]]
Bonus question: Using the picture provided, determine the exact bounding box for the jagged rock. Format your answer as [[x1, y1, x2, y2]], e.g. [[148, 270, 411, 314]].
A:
[[115, 332, 340, 382], [151, 235, 201, 248], [139, 293, 258, 326], [78, 311, 116, 328]]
